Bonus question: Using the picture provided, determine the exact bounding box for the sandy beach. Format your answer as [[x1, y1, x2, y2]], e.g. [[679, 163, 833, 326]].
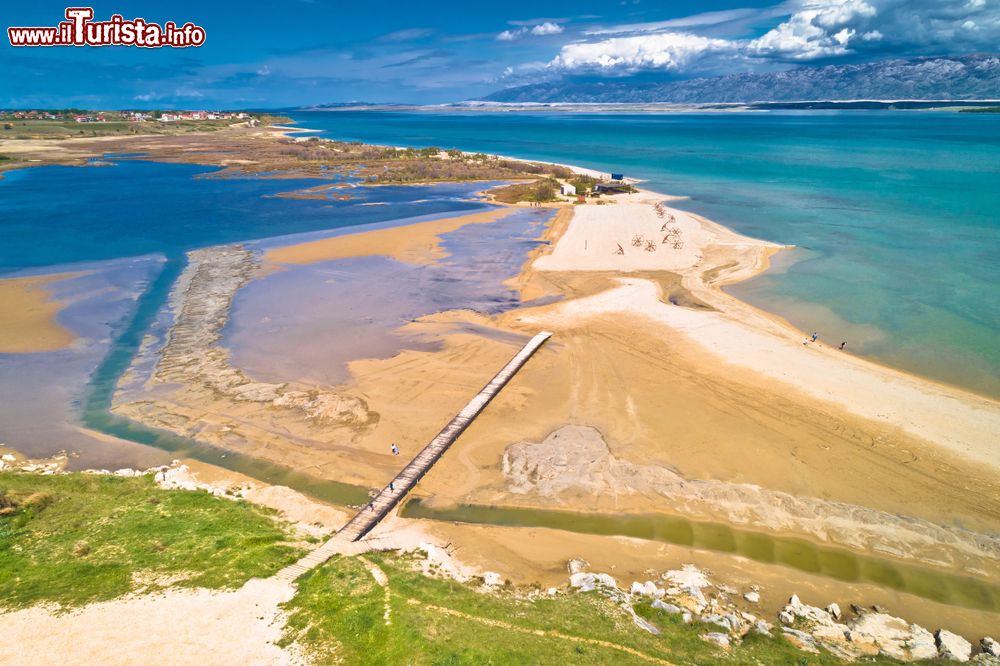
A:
[[0, 273, 78, 353]]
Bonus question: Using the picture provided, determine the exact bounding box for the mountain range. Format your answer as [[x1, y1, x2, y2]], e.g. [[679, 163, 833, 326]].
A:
[[484, 54, 1000, 104]]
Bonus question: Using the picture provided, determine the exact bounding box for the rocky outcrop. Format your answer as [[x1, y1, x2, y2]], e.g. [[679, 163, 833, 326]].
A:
[[563, 560, 992, 663], [502, 425, 1000, 567], [775, 594, 993, 663]]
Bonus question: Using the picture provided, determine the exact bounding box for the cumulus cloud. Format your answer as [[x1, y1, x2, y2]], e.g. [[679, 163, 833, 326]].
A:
[[531, 22, 564, 36], [551, 32, 737, 71], [746, 0, 877, 59], [497, 21, 564, 41], [546, 0, 1000, 74]]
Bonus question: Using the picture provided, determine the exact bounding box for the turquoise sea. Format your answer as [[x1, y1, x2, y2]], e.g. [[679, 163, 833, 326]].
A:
[[288, 110, 1000, 398]]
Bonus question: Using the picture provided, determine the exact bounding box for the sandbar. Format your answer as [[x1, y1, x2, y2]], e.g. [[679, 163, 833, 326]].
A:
[[0, 273, 78, 353], [264, 207, 516, 266]]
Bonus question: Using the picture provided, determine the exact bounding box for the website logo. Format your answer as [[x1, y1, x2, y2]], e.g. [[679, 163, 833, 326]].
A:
[[8, 7, 206, 48]]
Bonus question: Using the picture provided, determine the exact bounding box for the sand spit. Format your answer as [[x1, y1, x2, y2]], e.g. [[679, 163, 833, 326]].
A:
[[263, 207, 516, 267], [0, 273, 78, 353], [525, 277, 1000, 470]]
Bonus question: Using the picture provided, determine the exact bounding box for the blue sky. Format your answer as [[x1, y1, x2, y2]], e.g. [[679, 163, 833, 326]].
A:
[[1, 0, 997, 107]]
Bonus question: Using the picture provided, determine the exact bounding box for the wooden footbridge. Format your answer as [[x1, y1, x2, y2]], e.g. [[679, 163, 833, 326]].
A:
[[276, 330, 552, 582]]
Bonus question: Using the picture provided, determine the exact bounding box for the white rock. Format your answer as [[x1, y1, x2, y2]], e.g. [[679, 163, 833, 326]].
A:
[[1, 453, 15, 462], [782, 627, 820, 653], [778, 610, 795, 625], [826, 602, 842, 620], [681, 612, 693, 624], [982, 638, 1000, 657], [744, 591, 760, 604], [937, 629, 973, 662], [850, 613, 936, 661], [567, 558, 588, 575], [753, 620, 773, 636], [546, 587, 558, 596], [703, 632, 730, 649], [701, 614, 731, 631], [569, 572, 617, 592], [630, 581, 646, 596], [651, 600, 683, 614], [482, 572, 503, 587]]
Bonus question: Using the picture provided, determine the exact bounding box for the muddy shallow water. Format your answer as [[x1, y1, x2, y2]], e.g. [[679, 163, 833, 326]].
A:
[[402, 499, 1000, 613]]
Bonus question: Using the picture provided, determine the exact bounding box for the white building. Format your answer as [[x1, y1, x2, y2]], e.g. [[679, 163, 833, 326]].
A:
[[560, 183, 577, 196]]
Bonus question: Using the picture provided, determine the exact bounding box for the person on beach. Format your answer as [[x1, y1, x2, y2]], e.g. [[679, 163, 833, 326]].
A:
[[389, 482, 395, 492], [840, 341, 847, 350], [391, 443, 399, 456], [811, 332, 818, 343], [368, 502, 374, 512]]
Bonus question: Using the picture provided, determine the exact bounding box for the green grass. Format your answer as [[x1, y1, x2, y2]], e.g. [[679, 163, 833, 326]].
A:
[[0, 471, 304, 609], [489, 178, 560, 203], [281, 550, 910, 665], [0, 114, 288, 140]]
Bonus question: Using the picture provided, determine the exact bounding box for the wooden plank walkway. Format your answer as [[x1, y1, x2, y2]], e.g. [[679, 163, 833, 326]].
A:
[[337, 330, 552, 542], [273, 331, 552, 583]]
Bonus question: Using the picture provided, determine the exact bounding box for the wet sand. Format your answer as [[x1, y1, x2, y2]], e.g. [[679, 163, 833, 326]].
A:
[[263, 207, 516, 266], [0, 273, 78, 352]]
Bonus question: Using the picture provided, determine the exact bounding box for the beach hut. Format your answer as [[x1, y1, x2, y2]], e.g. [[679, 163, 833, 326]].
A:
[[560, 183, 577, 196]]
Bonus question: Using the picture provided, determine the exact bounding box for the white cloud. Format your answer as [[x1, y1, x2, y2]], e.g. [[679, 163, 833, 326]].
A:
[[546, 0, 1000, 75], [530, 22, 564, 36], [584, 8, 762, 36], [747, 0, 876, 60], [497, 21, 565, 41], [551, 32, 737, 71]]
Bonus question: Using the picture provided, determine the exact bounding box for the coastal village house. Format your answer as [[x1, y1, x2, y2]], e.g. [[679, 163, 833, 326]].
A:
[[560, 183, 577, 196]]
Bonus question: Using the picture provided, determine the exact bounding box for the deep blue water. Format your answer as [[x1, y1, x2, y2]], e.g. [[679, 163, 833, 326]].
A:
[[288, 110, 1000, 397], [0, 160, 486, 273]]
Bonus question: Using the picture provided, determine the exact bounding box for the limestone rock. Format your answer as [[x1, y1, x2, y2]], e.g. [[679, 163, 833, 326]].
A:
[[782, 628, 820, 653], [569, 572, 617, 592], [703, 632, 730, 649], [651, 600, 683, 615], [936, 629, 973, 662], [982, 638, 1000, 657], [849, 613, 936, 661], [826, 602, 842, 620], [743, 591, 760, 604]]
